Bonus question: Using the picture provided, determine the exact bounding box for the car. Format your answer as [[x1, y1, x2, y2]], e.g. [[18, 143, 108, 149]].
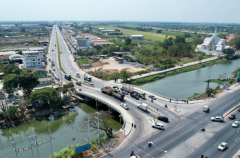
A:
[[76, 81, 81, 86], [232, 121, 239, 128], [84, 80, 88, 83], [15, 92, 19, 96], [12, 101, 18, 105], [16, 99, 20, 102], [229, 114, 236, 119], [211, 116, 224, 122], [180, 63, 183, 66], [157, 116, 169, 122], [120, 103, 129, 110], [152, 122, 164, 129], [149, 95, 156, 100], [122, 91, 129, 95], [203, 105, 209, 112], [113, 86, 119, 89], [218, 142, 227, 151], [89, 82, 94, 85], [238, 107, 240, 112]]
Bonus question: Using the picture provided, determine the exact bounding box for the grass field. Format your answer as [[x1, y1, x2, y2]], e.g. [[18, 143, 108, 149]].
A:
[[99, 26, 174, 41]]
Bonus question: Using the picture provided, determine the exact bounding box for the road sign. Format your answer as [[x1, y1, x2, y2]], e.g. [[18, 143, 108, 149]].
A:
[[76, 144, 90, 154]]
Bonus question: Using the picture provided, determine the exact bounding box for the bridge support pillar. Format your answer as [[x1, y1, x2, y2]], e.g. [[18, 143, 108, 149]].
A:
[[96, 100, 98, 111]]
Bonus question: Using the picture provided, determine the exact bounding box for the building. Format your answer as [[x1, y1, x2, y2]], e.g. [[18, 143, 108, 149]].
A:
[[101, 30, 115, 34], [225, 35, 235, 43], [106, 32, 123, 35], [0, 24, 15, 29], [0, 51, 17, 57], [22, 51, 44, 68], [112, 52, 131, 57], [196, 29, 230, 54], [129, 35, 144, 40], [28, 47, 44, 53], [98, 28, 105, 31], [9, 54, 23, 63], [39, 41, 49, 48], [38, 78, 51, 85], [84, 27, 89, 31], [0, 56, 8, 64], [28, 67, 47, 77]]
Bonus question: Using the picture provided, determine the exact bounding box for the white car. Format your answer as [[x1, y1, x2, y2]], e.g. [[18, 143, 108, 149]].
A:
[[149, 95, 156, 100], [211, 116, 224, 122], [120, 103, 129, 110], [152, 122, 164, 129], [232, 121, 239, 128], [218, 142, 227, 151], [89, 82, 94, 85]]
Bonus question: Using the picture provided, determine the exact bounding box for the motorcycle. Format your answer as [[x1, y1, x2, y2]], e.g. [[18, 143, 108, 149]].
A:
[[79, 89, 81, 91], [201, 127, 205, 131]]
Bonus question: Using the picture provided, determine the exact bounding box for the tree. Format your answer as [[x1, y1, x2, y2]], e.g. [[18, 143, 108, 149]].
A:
[[81, 111, 114, 138], [174, 36, 185, 44], [30, 87, 64, 109], [107, 45, 118, 55], [206, 87, 214, 97], [198, 54, 204, 62], [62, 82, 74, 95], [119, 69, 132, 82], [228, 36, 240, 49], [4, 64, 21, 75], [18, 71, 39, 94], [156, 30, 162, 33], [114, 29, 120, 32], [232, 67, 240, 78], [192, 38, 203, 46], [20, 28, 26, 32], [125, 37, 132, 46], [101, 49, 108, 55], [183, 33, 192, 38], [222, 48, 235, 57], [3, 74, 19, 94], [17, 50, 22, 55]]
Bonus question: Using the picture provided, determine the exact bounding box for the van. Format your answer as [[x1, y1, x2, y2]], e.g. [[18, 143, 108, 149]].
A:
[[203, 105, 209, 112]]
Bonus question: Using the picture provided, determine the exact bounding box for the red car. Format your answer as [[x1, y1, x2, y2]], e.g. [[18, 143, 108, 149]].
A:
[[229, 114, 236, 119]]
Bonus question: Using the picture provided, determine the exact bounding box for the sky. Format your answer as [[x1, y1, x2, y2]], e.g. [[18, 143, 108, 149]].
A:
[[0, 0, 239, 23]]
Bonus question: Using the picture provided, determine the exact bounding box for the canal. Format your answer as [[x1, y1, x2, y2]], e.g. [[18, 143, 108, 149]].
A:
[[141, 59, 240, 99], [0, 102, 122, 158]]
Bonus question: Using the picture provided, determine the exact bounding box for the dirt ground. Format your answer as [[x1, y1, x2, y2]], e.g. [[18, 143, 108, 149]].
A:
[[87, 57, 146, 73]]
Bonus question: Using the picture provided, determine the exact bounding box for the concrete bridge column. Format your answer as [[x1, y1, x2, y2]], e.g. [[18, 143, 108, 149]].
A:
[[96, 100, 98, 111]]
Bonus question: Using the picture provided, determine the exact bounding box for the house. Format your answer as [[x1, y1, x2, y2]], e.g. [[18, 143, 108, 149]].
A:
[[0, 51, 17, 58], [28, 67, 47, 77], [0, 56, 8, 64], [22, 51, 44, 68], [39, 41, 49, 48], [196, 29, 230, 54], [112, 52, 131, 57], [129, 35, 144, 40], [38, 78, 51, 85]]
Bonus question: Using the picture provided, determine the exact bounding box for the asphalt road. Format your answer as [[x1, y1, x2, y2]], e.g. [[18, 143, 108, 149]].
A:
[[51, 25, 240, 158]]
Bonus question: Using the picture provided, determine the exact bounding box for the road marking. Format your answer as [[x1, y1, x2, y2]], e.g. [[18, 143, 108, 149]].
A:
[[223, 103, 240, 118]]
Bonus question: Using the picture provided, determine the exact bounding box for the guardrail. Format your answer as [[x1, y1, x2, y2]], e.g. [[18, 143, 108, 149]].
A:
[[76, 91, 126, 131]]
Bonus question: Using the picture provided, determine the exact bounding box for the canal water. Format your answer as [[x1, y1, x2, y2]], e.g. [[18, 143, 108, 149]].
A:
[[141, 59, 240, 99], [0, 103, 122, 158]]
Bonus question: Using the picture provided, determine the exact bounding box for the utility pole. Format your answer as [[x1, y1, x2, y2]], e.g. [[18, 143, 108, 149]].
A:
[[70, 120, 75, 149], [33, 134, 40, 158], [28, 136, 34, 158], [12, 140, 18, 158], [48, 129, 54, 158], [95, 112, 100, 144], [88, 115, 90, 145]]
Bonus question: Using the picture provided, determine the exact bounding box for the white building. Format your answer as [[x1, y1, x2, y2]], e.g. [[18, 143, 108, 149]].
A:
[[22, 51, 44, 68], [196, 29, 230, 54], [28, 47, 44, 53], [129, 35, 144, 40], [84, 27, 89, 31]]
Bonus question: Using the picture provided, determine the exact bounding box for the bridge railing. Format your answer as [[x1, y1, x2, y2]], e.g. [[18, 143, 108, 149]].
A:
[[76, 91, 126, 131]]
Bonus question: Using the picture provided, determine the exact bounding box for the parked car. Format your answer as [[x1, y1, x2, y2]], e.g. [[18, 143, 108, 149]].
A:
[[157, 116, 169, 122], [149, 95, 156, 100], [113, 86, 119, 89], [152, 122, 164, 129], [218, 142, 227, 151], [12, 101, 18, 105], [232, 121, 239, 128], [229, 114, 235, 119], [180, 63, 183, 66], [120, 103, 129, 110], [211, 116, 224, 122]]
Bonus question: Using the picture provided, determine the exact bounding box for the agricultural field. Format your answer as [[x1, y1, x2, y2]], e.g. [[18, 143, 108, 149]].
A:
[[98, 26, 174, 41]]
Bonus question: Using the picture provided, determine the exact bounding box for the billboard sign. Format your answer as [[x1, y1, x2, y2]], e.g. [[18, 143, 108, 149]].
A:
[[76, 144, 90, 154], [238, 71, 240, 78]]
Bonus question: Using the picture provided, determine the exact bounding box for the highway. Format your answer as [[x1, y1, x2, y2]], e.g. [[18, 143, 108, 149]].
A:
[[50, 25, 240, 158]]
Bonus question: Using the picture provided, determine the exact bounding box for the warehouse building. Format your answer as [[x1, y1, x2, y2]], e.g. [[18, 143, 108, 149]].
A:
[[129, 35, 144, 40]]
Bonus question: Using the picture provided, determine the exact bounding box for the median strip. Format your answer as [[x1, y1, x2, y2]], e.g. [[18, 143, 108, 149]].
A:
[[223, 103, 240, 118]]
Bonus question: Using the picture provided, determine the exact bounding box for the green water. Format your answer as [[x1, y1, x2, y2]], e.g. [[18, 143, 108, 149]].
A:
[[0, 102, 122, 158]]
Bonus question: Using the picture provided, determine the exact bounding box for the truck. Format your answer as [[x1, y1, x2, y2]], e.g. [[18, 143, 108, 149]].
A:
[[64, 74, 72, 81], [76, 72, 81, 78], [84, 74, 92, 82], [137, 103, 148, 111], [101, 86, 113, 95], [51, 61, 54, 66], [112, 88, 125, 100]]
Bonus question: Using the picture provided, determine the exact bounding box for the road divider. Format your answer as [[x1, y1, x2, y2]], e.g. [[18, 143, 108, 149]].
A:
[[223, 103, 240, 118]]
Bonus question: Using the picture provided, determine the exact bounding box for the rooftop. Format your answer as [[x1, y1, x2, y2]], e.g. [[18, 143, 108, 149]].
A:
[[38, 78, 51, 82], [28, 67, 47, 72], [0, 56, 8, 60], [22, 51, 39, 55], [0, 51, 17, 55]]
